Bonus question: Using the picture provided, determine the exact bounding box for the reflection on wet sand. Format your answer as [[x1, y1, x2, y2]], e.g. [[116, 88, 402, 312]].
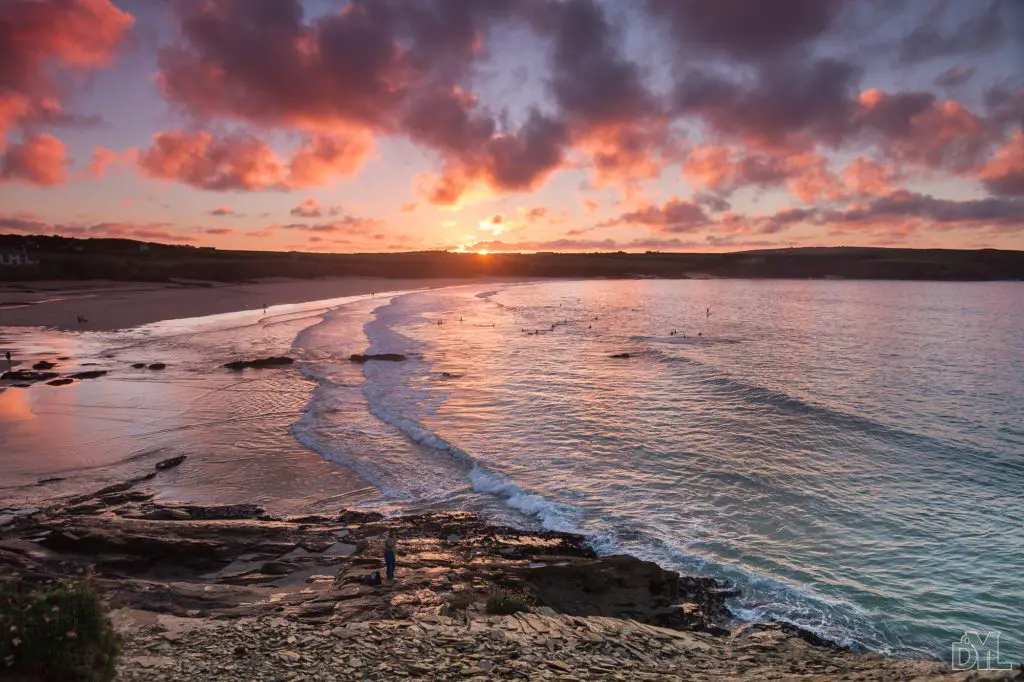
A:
[[0, 293, 406, 515]]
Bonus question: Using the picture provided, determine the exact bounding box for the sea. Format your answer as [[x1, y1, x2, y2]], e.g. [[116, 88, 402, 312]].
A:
[[2, 279, 1022, 661]]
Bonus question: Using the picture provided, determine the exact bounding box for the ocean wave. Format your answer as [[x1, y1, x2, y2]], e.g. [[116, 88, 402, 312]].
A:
[[630, 335, 741, 345]]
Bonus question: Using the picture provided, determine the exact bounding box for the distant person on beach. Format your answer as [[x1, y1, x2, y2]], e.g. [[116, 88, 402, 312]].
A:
[[4, 351, 10, 371], [384, 530, 397, 583]]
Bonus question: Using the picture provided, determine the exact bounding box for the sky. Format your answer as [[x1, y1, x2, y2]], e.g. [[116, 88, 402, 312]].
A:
[[1, 0, 1023, 254]]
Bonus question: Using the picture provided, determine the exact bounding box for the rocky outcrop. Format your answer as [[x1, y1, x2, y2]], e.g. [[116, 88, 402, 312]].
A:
[[132, 363, 147, 369], [609, 353, 631, 359], [349, 353, 407, 363], [223, 357, 294, 370], [33, 360, 57, 370], [46, 378, 74, 386], [1, 470, 993, 682]]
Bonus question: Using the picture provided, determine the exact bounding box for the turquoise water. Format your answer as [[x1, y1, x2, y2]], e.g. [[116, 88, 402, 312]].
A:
[[294, 279, 1024, 660]]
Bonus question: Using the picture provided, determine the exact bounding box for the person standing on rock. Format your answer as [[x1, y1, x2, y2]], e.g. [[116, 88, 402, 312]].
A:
[[384, 530, 397, 583]]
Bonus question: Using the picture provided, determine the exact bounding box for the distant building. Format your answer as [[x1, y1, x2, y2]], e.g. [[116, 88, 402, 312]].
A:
[[0, 247, 37, 267]]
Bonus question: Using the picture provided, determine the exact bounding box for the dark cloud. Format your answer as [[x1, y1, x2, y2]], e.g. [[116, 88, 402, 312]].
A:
[[615, 199, 710, 233], [546, 0, 659, 127], [934, 65, 977, 88], [692, 192, 731, 213], [985, 87, 1024, 132], [674, 58, 861, 150], [0, 215, 196, 242], [647, 0, 844, 60], [823, 191, 1024, 230], [281, 216, 384, 234], [899, 1, 1003, 64]]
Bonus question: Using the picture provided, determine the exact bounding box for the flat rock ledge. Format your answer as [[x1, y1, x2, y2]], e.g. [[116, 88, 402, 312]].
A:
[[1, 468, 1012, 681]]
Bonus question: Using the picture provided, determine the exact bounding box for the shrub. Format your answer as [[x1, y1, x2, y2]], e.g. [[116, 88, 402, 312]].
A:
[[484, 592, 529, 615], [0, 580, 120, 682], [441, 593, 472, 613]]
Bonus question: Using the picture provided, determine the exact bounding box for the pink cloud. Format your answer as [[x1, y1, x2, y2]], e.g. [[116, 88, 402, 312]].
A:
[[137, 130, 375, 191], [288, 134, 374, 187], [88, 146, 119, 178], [137, 131, 286, 191], [0, 0, 133, 144], [1, 133, 69, 186], [290, 197, 341, 218], [980, 130, 1024, 197]]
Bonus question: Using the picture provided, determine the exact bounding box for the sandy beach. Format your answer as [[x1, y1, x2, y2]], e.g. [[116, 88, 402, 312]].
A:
[[0, 277, 509, 332], [0, 278, 523, 514]]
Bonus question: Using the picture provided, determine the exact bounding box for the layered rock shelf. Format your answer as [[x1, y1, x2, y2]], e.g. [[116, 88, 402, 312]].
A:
[[0, 461, 1002, 681]]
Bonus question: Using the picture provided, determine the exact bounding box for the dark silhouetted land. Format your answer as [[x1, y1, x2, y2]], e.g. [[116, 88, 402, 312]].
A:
[[1, 235, 1022, 283]]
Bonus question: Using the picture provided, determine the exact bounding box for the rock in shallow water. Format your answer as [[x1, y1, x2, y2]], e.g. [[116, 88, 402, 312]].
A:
[[69, 370, 107, 380], [223, 357, 293, 370], [2, 370, 59, 382], [349, 353, 407, 363]]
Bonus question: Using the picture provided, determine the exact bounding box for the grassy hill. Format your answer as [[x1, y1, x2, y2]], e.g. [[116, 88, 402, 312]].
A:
[[1, 235, 1021, 282]]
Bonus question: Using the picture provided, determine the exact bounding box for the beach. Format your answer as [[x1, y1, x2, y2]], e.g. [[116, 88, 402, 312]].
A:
[[0, 277, 504, 332], [0, 278, 516, 515]]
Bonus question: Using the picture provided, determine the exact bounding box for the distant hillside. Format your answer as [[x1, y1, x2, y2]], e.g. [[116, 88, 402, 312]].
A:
[[0, 235, 1021, 282]]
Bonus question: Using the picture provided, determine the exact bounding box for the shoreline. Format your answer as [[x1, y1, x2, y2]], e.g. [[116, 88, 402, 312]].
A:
[[0, 276, 528, 332], [0, 460, 980, 681], [2, 281, 1015, 674]]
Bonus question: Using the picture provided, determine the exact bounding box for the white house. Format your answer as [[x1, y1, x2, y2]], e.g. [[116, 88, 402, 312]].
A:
[[0, 247, 37, 266]]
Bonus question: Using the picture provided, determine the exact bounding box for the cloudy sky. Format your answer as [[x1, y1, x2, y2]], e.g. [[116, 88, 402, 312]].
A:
[[1, 0, 1022, 253]]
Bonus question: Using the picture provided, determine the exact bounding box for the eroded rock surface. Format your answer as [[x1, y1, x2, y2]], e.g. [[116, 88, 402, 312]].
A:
[[1, 469, 1006, 681]]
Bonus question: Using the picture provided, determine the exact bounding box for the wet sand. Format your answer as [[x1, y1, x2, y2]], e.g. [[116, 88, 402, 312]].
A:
[[0, 279, 521, 515], [0, 277, 508, 332]]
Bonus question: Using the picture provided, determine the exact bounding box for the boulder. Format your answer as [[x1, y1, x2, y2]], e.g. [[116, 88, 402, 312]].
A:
[[223, 357, 294, 370], [349, 353, 407, 363], [132, 363, 147, 369], [46, 378, 74, 387], [155, 455, 187, 471], [609, 353, 631, 359], [148, 363, 167, 370], [32, 360, 56, 370], [69, 370, 107, 380]]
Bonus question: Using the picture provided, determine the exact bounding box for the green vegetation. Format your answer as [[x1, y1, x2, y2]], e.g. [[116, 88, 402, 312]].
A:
[[440, 593, 473, 614], [484, 591, 530, 615], [0, 581, 120, 682]]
